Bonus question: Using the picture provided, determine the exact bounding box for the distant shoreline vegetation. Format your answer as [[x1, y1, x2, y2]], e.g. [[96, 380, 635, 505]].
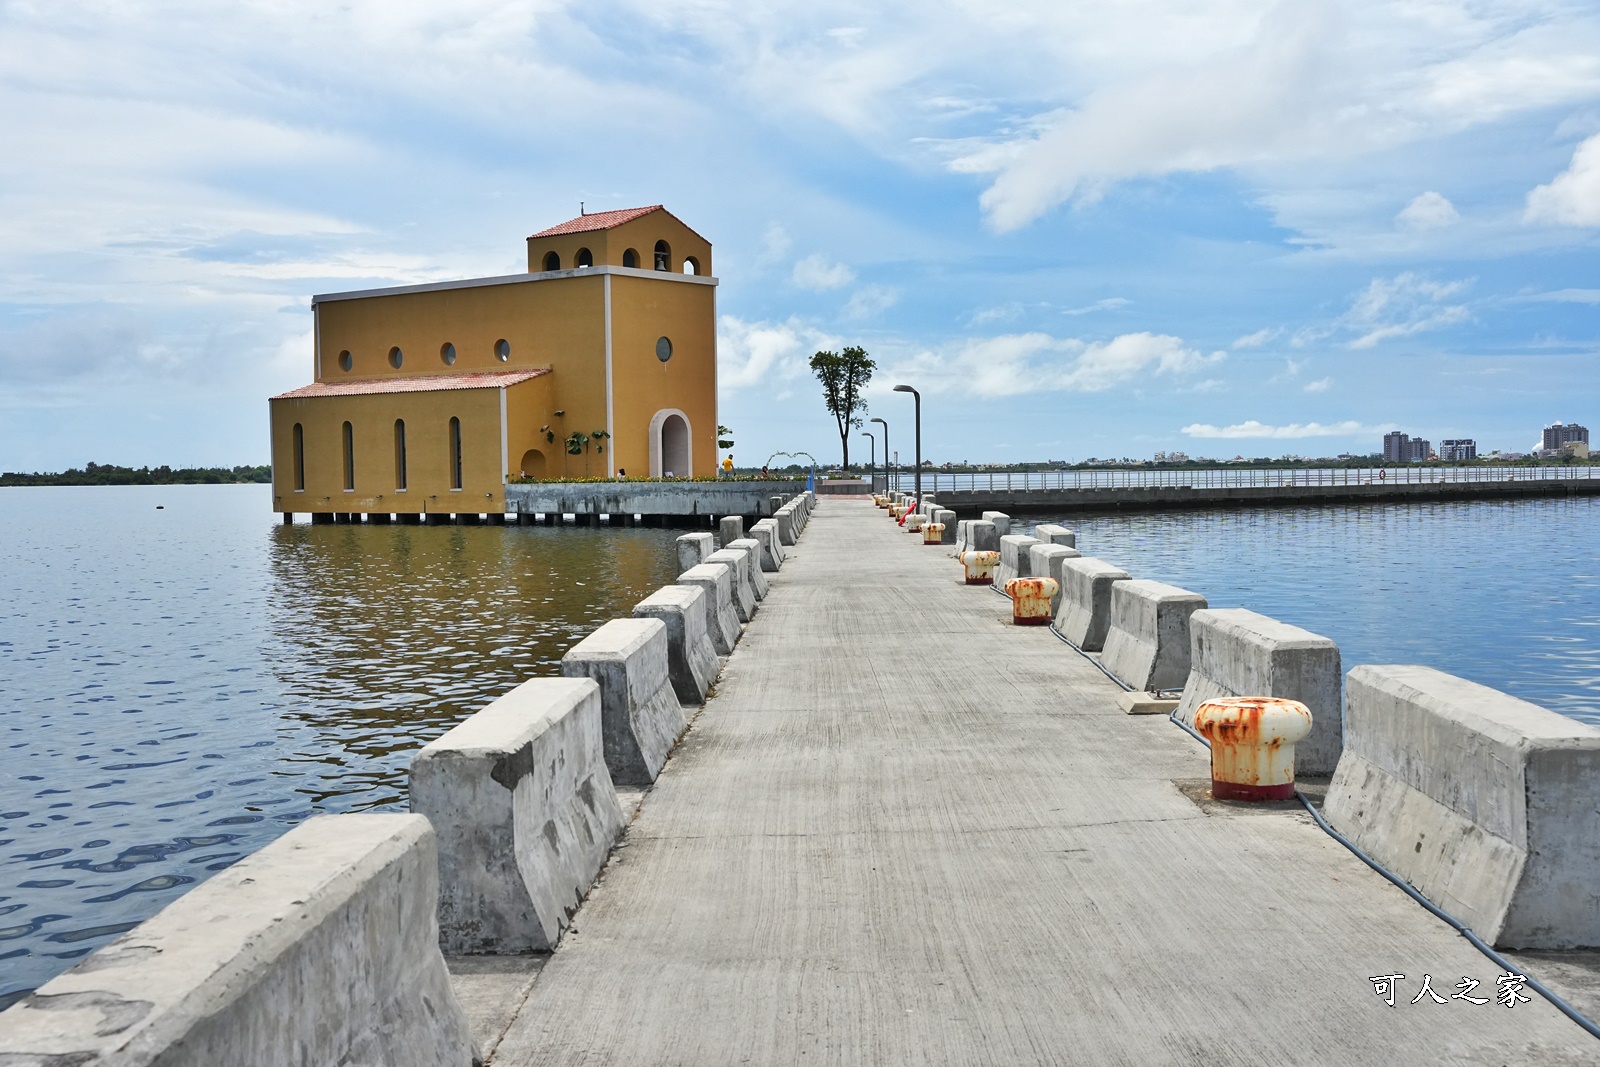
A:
[[0, 462, 272, 487]]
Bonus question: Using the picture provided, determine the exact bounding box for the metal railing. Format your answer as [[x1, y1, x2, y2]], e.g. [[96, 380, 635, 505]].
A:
[[878, 466, 1600, 494]]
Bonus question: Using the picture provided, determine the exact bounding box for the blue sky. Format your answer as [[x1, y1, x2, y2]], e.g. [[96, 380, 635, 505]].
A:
[[1, 0, 1598, 470]]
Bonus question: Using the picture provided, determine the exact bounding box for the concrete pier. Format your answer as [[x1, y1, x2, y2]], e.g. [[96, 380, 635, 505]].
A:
[[471, 498, 1597, 1065]]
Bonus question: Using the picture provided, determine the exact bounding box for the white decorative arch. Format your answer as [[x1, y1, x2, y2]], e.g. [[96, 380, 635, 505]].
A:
[[648, 407, 692, 478]]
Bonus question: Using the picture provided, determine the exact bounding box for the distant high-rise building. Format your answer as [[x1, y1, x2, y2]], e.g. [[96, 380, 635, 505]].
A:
[[1439, 439, 1477, 461], [1543, 422, 1589, 451], [1383, 431, 1410, 463], [1407, 438, 1431, 462]]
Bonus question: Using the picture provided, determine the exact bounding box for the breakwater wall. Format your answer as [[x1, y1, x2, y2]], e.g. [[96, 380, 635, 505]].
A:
[[0, 496, 817, 1061], [924, 490, 1600, 948], [933, 474, 1600, 515]]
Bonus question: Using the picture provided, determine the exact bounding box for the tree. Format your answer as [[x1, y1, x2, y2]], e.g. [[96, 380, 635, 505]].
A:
[[809, 345, 874, 468]]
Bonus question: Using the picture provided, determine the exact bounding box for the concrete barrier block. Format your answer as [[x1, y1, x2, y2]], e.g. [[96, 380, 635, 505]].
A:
[[1034, 523, 1076, 548], [967, 520, 999, 553], [981, 511, 1011, 537], [1324, 665, 1600, 949], [934, 509, 958, 545], [0, 814, 475, 1066], [560, 618, 687, 785], [997, 534, 1041, 587], [718, 515, 744, 546], [676, 532, 714, 576], [707, 548, 758, 622], [1028, 543, 1081, 616], [1054, 557, 1129, 652], [768, 494, 783, 515], [676, 561, 741, 655], [1174, 609, 1343, 776], [411, 678, 625, 954], [750, 520, 782, 572], [775, 507, 797, 546], [1100, 580, 1208, 692], [635, 585, 722, 701], [729, 538, 770, 600]]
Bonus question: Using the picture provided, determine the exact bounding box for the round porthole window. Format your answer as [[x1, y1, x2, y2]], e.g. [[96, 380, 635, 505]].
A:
[[389, 346, 403, 369], [441, 342, 456, 366], [338, 350, 352, 372], [655, 336, 672, 363], [495, 338, 510, 362]]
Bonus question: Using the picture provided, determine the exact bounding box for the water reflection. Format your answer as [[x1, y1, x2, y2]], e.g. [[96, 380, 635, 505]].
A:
[[1, 484, 680, 1009]]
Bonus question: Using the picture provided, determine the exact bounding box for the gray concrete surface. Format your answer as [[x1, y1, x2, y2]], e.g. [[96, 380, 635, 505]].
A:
[[1100, 578, 1208, 692], [719, 515, 744, 546], [483, 499, 1597, 1065], [751, 520, 783, 572], [966, 519, 999, 553], [1175, 608, 1344, 775], [706, 547, 759, 623], [1028, 543, 1080, 616], [634, 586, 722, 703], [0, 814, 476, 1066], [675, 562, 741, 655], [675, 532, 714, 576], [412, 678, 625, 953], [560, 618, 686, 786], [776, 507, 797, 546], [1032, 522, 1076, 547], [1325, 665, 1600, 949], [980, 509, 1010, 536], [729, 538, 770, 600], [996, 534, 1040, 587], [1054, 555, 1130, 652], [508, 480, 807, 517]]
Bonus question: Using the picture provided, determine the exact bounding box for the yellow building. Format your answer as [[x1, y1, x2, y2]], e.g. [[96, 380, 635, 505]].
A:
[[268, 205, 716, 521]]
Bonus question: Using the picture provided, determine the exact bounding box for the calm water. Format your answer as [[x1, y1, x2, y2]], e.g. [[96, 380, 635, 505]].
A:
[[1029, 498, 1600, 726], [0, 484, 681, 1009]]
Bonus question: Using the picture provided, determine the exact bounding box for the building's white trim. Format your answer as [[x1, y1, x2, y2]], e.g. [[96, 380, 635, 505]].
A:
[[604, 273, 615, 479], [312, 264, 717, 305], [648, 408, 692, 479], [711, 283, 719, 469], [314, 303, 322, 379], [499, 387, 509, 485]]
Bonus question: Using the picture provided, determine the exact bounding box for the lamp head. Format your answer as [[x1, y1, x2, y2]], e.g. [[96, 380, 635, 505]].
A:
[[893, 384, 918, 395], [871, 417, 887, 426]]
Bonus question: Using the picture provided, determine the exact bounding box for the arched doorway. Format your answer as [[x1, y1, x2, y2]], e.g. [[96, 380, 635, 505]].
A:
[[648, 408, 692, 478], [519, 448, 546, 479]]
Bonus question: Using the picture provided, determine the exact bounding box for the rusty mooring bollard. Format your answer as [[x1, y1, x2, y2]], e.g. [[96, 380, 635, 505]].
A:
[[905, 513, 925, 532], [960, 550, 1000, 585], [923, 522, 945, 545], [1004, 577, 1058, 625], [1192, 697, 1313, 802]]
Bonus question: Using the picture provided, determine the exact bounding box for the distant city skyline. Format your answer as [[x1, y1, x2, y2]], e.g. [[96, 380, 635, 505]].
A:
[[1, 3, 1598, 471]]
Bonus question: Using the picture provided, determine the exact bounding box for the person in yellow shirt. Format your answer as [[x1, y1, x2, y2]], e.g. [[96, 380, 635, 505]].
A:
[[721, 455, 734, 476]]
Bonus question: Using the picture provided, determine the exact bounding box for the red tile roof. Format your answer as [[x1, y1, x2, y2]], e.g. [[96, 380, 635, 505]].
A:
[[528, 205, 663, 238], [272, 369, 549, 400]]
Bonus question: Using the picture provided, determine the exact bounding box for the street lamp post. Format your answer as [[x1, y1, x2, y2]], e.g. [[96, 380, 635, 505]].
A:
[[861, 431, 876, 492], [893, 384, 922, 500], [870, 417, 890, 493]]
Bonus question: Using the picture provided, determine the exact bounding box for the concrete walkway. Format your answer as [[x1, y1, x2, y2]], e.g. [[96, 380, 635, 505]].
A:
[[486, 498, 1595, 1065]]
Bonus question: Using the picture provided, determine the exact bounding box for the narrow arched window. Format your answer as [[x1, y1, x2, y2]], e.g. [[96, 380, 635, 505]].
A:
[[449, 416, 463, 490], [682, 256, 700, 276], [394, 419, 408, 490], [543, 251, 560, 271], [622, 248, 639, 268], [292, 423, 305, 491], [341, 421, 355, 491], [654, 240, 670, 271], [575, 247, 593, 268]]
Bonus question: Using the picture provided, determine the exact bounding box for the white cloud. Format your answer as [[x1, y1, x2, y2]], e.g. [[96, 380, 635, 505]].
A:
[[880, 330, 1222, 398], [1182, 419, 1375, 439], [1063, 297, 1130, 316], [1526, 133, 1600, 226], [717, 314, 838, 391], [758, 224, 794, 266], [1232, 328, 1278, 349], [1340, 272, 1472, 349], [791, 253, 856, 291], [1529, 288, 1600, 304], [1396, 191, 1460, 231], [1304, 376, 1332, 392], [968, 302, 1023, 325], [844, 284, 899, 319]]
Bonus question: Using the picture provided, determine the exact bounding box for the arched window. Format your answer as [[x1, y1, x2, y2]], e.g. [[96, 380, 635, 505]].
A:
[[388, 346, 403, 370], [494, 338, 510, 362], [440, 342, 456, 366], [653, 240, 671, 271], [338, 350, 352, 372], [682, 257, 700, 276], [575, 247, 593, 268], [622, 248, 639, 269], [341, 421, 355, 491], [292, 423, 305, 491], [543, 251, 560, 271], [394, 419, 408, 490], [449, 416, 463, 490]]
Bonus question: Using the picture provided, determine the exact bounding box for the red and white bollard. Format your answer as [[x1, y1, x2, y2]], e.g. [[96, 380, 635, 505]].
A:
[[923, 522, 945, 545], [960, 551, 999, 585], [905, 513, 925, 533], [1003, 577, 1058, 625], [1192, 697, 1313, 802]]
